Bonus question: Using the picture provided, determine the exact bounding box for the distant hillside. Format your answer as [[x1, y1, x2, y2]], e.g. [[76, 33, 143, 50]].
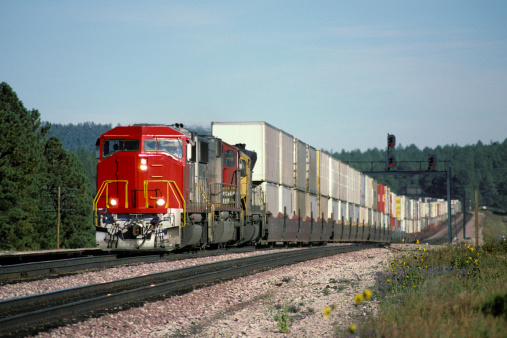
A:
[[45, 122, 113, 153]]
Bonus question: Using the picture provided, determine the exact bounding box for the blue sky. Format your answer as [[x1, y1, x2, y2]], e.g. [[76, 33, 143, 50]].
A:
[[1, 1, 506, 152]]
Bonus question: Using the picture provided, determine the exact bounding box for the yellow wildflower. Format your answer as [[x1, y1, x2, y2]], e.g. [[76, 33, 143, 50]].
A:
[[363, 289, 372, 301], [470, 247, 474, 252], [416, 239, 419, 244], [323, 306, 332, 319], [349, 324, 356, 333], [386, 279, 391, 283], [354, 293, 364, 304]]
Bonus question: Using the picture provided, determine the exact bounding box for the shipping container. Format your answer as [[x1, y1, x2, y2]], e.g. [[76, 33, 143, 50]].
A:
[[294, 139, 307, 191], [307, 146, 317, 194], [279, 185, 295, 216], [396, 196, 406, 220], [280, 131, 294, 187], [360, 174, 374, 209], [319, 195, 329, 220], [350, 168, 361, 205], [260, 182, 279, 217], [372, 180, 378, 211], [318, 151, 330, 197], [212, 121, 280, 184], [306, 193, 318, 220], [330, 157, 340, 200], [377, 184, 386, 214], [329, 198, 341, 222], [389, 192, 397, 218], [341, 201, 349, 223], [294, 190, 306, 219], [360, 206, 368, 226], [339, 162, 349, 202]]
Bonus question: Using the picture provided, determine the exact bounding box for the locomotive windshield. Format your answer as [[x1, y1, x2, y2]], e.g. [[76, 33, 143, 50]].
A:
[[102, 138, 139, 157], [144, 138, 183, 159]]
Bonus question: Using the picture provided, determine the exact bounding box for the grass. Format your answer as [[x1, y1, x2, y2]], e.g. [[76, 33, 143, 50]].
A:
[[272, 300, 303, 333], [351, 211, 507, 337]]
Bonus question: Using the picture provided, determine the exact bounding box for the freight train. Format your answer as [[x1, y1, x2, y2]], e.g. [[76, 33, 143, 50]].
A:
[[94, 121, 460, 251]]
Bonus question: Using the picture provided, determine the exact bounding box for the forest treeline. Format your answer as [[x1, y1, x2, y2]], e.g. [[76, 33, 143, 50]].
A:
[[1, 82, 506, 251], [1, 83, 94, 250], [330, 140, 507, 211]]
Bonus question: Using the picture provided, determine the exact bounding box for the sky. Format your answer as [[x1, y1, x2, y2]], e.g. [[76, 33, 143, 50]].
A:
[[1, 1, 507, 152]]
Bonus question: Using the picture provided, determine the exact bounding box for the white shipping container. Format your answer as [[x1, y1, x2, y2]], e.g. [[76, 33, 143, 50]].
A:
[[295, 190, 306, 218], [372, 180, 378, 211], [261, 182, 279, 217], [407, 199, 415, 220], [341, 201, 349, 222], [294, 139, 307, 191], [430, 202, 438, 218], [319, 195, 330, 220], [212, 122, 280, 184], [329, 198, 341, 221], [339, 162, 349, 202], [306, 193, 318, 220], [350, 168, 361, 205], [360, 206, 368, 225], [279, 185, 295, 216], [361, 174, 366, 207], [319, 151, 330, 197], [390, 192, 397, 217], [280, 131, 294, 187], [307, 146, 318, 194], [330, 157, 340, 200]]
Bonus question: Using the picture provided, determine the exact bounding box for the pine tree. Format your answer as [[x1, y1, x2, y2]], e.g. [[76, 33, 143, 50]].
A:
[[40, 137, 95, 249], [0, 82, 49, 250]]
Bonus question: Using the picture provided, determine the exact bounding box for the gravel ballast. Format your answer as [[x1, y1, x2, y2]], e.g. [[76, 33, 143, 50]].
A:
[[26, 245, 401, 337]]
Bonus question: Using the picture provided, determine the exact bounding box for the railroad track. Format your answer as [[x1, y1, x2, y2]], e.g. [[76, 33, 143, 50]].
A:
[[0, 247, 258, 283], [0, 243, 375, 336]]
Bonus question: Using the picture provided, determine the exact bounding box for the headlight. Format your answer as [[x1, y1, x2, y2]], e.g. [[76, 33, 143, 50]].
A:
[[140, 158, 148, 170], [156, 198, 166, 206], [110, 198, 118, 206]]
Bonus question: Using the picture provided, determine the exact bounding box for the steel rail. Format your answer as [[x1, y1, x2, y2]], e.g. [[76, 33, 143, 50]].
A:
[[0, 243, 374, 335], [0, 254, 164, 283], [0, 247, 260, 283]]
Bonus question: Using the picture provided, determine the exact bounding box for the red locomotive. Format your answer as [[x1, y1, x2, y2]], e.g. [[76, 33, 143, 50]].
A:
[[94, 124, 262, 250]]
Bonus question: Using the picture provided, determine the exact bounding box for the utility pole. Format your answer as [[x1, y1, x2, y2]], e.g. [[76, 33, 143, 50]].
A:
[[57, 186, 61, 250], [475, 189, 479, 246], [463, 190, 466, 239]]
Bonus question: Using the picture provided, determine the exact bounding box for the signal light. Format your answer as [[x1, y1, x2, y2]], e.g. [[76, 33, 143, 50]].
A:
[[428, 154, 436, 171], [387, 134, 396, 153], [387, 155, 396, 171]]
